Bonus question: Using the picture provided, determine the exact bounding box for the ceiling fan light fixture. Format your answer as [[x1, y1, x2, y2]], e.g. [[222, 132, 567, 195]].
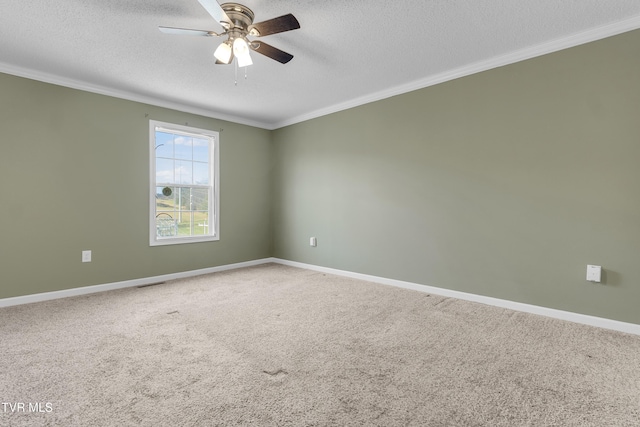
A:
[[161, 1, 300, 70], [233, 37, 253, 67], [214, 41, 233, 64]]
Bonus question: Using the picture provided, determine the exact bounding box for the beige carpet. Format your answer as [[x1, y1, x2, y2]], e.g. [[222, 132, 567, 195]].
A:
[[1, 263, 639, 426]]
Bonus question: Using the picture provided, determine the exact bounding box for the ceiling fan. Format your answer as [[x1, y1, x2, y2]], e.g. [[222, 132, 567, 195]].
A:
[[159, 0, 300, 67]]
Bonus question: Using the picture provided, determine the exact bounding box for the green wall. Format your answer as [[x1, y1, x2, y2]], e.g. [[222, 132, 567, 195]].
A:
[[272, 29, 640, 324], [0, 73, 272, 299], [2, 29, 640, 325]]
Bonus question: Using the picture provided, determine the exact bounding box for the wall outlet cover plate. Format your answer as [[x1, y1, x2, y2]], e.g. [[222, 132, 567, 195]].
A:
[[586, 264, 601, 282]]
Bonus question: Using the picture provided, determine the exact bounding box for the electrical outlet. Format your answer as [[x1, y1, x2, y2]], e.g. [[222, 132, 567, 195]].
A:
[[82, 250, 92, 263], [586, 264, 601, 282]]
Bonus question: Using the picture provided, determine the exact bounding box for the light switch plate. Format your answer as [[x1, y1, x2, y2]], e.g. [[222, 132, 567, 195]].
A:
[[82, 250, 92, 263], [586, 264, 601, 282]]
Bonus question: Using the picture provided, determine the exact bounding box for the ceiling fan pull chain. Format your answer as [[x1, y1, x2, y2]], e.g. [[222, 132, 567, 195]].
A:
[[234, 60, 238, 86]]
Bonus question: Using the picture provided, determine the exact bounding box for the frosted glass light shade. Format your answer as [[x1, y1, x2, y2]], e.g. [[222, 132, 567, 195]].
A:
[[214, 42, 232, 64], [233, 38, 253, 67]]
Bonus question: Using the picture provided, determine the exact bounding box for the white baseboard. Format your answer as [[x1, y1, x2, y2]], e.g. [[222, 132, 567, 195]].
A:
[[2, 256, 638, 336], [0, 258, 274, 308], [270, 258, 640, 336]]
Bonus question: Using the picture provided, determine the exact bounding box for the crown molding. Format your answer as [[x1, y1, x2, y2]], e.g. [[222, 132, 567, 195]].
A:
[[0, 61, 273, 130], [3, 13, 640, 131], [273, 14, 640, 129]]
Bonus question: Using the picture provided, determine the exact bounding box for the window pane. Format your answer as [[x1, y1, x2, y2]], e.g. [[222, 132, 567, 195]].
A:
[[155, 186, 177, 212], [176, 214, 192, 236], [174, 136, 193, 160], [156, 158, 174, 184], [193, 211, 209, 235], [175, 187, 190, 211], [155, 132, 174, 158], [175, 160, 193, 185], [155, 212, 178, 238], [191, 188, 209, 211], [193, 162, 209, 185], [193, 138, 210, 163]]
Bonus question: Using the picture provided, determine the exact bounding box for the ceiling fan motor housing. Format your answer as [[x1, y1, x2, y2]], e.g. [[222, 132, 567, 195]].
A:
[[221, 2, 255, 31]]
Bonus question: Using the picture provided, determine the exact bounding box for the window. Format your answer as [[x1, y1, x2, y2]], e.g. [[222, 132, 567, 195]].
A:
[[149, 120, 219, 246]]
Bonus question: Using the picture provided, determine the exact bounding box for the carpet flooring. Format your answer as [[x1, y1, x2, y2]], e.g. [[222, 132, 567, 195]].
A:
[[1, 263, 639, 426]]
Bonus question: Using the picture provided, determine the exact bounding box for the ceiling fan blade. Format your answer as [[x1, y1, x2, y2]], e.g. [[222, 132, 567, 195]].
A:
[[198, 0, 232, 28], [159, 26, 218, 37], [250, 41, 294, 64], [249, 14, 300, 37]]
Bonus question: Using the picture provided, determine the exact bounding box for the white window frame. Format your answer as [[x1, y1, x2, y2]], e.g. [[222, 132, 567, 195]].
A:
[[149, 120, 220, 246]]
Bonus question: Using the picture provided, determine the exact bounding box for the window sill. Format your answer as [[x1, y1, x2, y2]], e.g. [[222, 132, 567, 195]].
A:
[[150, 235, 219, 247]]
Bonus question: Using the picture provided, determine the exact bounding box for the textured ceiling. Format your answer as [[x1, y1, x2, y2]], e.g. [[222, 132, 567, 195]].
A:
[[1, 0, 640, 129]]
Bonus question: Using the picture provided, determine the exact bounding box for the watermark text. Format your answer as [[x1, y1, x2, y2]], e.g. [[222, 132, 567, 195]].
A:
[[2, 402, 53, 413]]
